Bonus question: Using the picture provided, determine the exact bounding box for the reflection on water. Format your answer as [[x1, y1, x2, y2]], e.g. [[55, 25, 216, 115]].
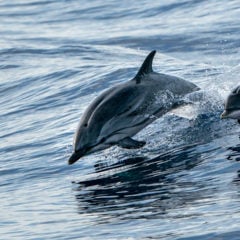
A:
[[73, 144, 215, 221], [228, 142, 240, 162], [227, 142, 240, 184]]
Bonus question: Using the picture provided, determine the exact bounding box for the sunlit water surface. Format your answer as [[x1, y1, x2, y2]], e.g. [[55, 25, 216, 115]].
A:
[[1, 0, 240, 239]]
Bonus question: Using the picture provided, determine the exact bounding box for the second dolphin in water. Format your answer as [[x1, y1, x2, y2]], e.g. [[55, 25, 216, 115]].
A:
[[68, 50, 200, 165], [221, 86, 240, 123]]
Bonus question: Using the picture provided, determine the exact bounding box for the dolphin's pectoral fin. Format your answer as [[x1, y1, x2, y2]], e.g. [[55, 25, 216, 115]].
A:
[[118, 137, 146, 149]]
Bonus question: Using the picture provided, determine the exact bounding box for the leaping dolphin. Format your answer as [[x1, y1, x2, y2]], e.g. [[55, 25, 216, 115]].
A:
[[68, 50, 200, 165], [221, 85, 240, 123]]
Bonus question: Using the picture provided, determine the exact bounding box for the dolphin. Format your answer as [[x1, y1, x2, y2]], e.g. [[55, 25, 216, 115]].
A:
[[221, 85, 240, 123], [68, 50, 200, 165]]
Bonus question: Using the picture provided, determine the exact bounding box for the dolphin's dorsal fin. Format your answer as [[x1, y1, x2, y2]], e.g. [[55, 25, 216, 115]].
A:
[[135, 50, 156, 84]]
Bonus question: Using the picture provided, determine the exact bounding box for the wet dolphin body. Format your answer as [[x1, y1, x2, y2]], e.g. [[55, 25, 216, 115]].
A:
[[221, 85, 240, 123], [68, 50, 200, 165]]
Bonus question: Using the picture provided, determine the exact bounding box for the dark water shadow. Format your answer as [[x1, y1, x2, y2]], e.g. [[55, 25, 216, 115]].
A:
[[72, 144, 216, 221], [227, 142, 240, 162], [227, 140, 240, 184]]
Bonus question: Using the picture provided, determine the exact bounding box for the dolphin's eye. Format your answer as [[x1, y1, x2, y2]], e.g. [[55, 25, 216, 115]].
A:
[[100, 137, 106, 143], [84, 123, 88, 127]]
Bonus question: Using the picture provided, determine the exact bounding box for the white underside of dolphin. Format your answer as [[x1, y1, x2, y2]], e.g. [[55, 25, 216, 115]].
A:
[[68, 50, 200, 165]]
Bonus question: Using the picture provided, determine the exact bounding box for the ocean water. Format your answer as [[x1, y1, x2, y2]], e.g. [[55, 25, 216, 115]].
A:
[[1, 0, 240, 239]]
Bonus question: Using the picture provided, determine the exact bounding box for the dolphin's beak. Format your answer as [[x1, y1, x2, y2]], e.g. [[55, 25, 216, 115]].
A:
[[220, 110, 228, 119], [194, 86, 201, 91], [68, 150, 86, 165]]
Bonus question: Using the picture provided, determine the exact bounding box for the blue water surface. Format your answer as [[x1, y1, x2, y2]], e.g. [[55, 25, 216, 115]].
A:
[[1, 0, 240, 239]]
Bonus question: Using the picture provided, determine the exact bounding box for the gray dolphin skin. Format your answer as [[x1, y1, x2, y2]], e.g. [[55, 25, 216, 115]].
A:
[[68, 50, 200, 165], [221, 85, 240, 123]]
